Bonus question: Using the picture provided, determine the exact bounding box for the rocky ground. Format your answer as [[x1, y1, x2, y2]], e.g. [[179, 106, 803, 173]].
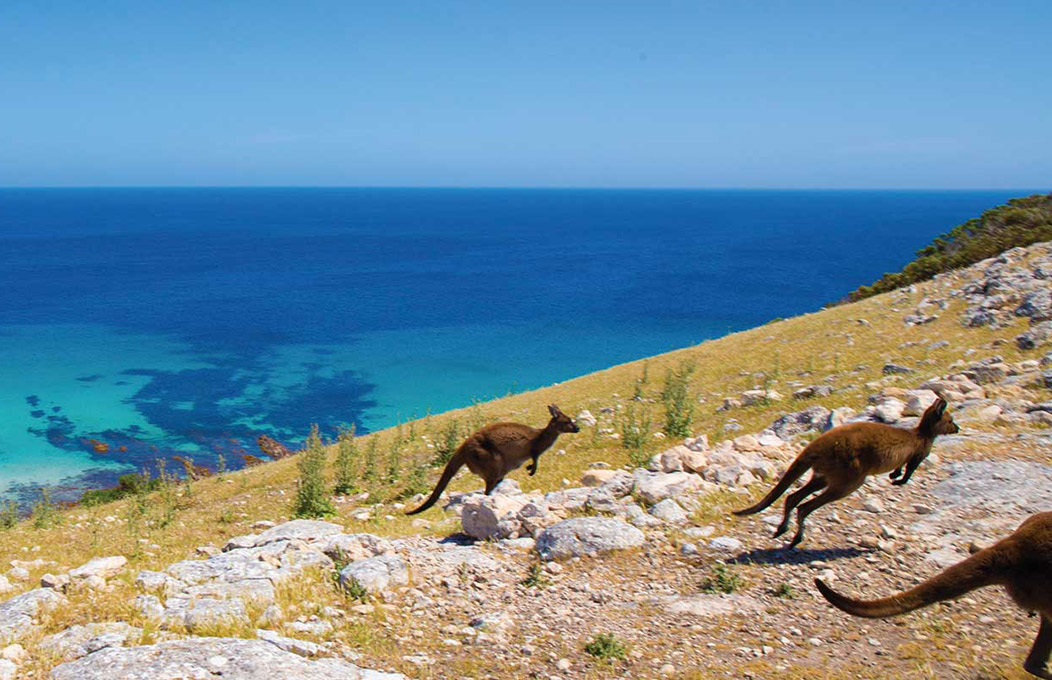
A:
[[2, 245, 1052, 679]]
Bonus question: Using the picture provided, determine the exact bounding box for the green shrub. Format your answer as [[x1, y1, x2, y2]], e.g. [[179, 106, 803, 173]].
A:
[[362, 437, 379, 482], [521, 561, 550, 589], [584, 633, 627, 661], [31, 488, 59, 529], [292, 424, 336, 519], [848, 193, 1052, 302], [81, 472, 162, 506], [702, 563, 744, 594], [0, 501, 18, 529], [333, 425, 359, 495], [386, 439, 402, 484], [618, 401, 653, 466], [632, 363, 649, 401], [398, 462, 431, 500], [434, 419, 461, 466], [661, 360, 696, 437]]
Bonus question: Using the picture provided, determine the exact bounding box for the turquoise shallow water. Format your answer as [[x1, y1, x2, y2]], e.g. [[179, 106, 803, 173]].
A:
[[0, 188, 1027, 502]]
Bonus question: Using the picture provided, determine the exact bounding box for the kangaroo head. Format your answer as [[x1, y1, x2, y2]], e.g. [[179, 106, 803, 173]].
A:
[[547, 404, 580, 433], [919, 397, 959, 436]]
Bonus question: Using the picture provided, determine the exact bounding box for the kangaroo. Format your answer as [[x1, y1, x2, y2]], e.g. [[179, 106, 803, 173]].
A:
[[734, 397, 958, 548], [406, 404, 579, 516], [816, 511, 1052, 679]]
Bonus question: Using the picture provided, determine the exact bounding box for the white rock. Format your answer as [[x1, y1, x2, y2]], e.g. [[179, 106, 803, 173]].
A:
[[535, 517, 644, 561], [862, 498, 885, 514], [903, 390, 939, 416], [0, 644, 26, 663], [648, 499, 688, 524], [633, 470, 703, 504], [460, 494, 529, 540], [69, 556, 127, 581], [338, 555, 409, 594], [580, 469, 620, 487], [708, 536, 742, 551]]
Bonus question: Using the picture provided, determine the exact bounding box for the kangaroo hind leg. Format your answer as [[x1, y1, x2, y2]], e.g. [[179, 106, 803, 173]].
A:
[[773, 475, 826, 538], [1025, 615, 1052, 680], [787, 479, 863, 549], [483, 476, 503, 495]]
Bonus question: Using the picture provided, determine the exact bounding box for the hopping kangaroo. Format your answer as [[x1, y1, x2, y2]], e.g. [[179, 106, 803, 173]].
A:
[[816, 512, 1052, 679], [734, 397, 958, 548], [406, 404, 579, 515]]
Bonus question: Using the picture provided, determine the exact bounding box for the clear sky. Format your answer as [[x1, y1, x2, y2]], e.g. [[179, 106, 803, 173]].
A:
[[1, 1, 1049, 188]]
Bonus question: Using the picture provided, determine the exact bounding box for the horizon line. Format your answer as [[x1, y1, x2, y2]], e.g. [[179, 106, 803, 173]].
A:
[[0, 185, 1046, 192]]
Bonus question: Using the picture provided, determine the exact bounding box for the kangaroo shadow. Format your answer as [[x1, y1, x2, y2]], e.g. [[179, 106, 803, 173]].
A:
[[438, 533, 477, 547], [729, 545, 869, 566]]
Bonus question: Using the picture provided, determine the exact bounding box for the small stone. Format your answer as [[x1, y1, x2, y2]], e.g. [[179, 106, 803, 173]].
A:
[[6, 568, 28, 582], [0, 644, 26, 664], [862, 498, 884, 513], [556, 658, 571, 671], [41, 573, 70, 590], [708, 537, 742, 551], [660, 663, 676, 675]]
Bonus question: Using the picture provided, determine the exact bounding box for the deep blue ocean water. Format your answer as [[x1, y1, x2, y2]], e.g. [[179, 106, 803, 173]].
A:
[[0, 188, 1025, 501]]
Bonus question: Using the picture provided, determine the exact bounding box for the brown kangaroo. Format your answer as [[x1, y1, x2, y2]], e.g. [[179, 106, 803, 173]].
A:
[[406, 404, 579, 516], [816, 511, 1052, 679], [734, 397, 958, 548]]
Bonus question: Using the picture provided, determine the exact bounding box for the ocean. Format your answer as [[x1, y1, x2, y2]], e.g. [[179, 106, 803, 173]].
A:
[[0, 188, 1024, 502]]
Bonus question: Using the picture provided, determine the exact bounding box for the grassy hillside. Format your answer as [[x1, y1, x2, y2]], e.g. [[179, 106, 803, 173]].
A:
[[5, 225, 1052, 679], [1, 250, 1031, 581], [848, 192, 1052, 302]]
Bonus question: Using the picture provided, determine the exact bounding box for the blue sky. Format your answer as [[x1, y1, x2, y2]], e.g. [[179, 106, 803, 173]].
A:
[[1, 2, 1049, 188]]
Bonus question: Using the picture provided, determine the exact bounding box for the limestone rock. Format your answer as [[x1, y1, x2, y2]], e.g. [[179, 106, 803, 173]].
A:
[[0, 587, 66, 643], [460, 494, 529, 540], [632, 470, 703, 504], [535, 517, 644, 561], [765, 406, 832, 439], [648, 499, 689, 524], [338, 555, 409, 594], [321, 534, 392, 562], [38, 622, 142, 661], [48, 638, 405, 680], [664, 594, 763, 618], [225, 519, 345, 551], [580, 469, 620, 487], [69, 556, 127, 581], [256, 628, 322, 658], [575, 410, 597, 428]]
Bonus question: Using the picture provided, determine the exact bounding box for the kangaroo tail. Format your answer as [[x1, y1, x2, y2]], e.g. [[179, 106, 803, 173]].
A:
[[733, 450, 815, 516], [406, 445, 468, 515], [815, 548, 1003, 618]]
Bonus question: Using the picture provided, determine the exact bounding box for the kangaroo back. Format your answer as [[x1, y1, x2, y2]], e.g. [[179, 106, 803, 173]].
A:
[[406, 444, 469, 515], [815, 547, 1004, 618], [734, 448, 816, 516]]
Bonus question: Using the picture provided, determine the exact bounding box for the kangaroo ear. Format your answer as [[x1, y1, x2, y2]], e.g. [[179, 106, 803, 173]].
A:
[[925, 397, 947, 419], [548, 404, 561, 417]]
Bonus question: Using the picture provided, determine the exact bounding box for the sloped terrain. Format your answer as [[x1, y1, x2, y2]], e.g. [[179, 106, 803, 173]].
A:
[[2, 242, 1052, 678]]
